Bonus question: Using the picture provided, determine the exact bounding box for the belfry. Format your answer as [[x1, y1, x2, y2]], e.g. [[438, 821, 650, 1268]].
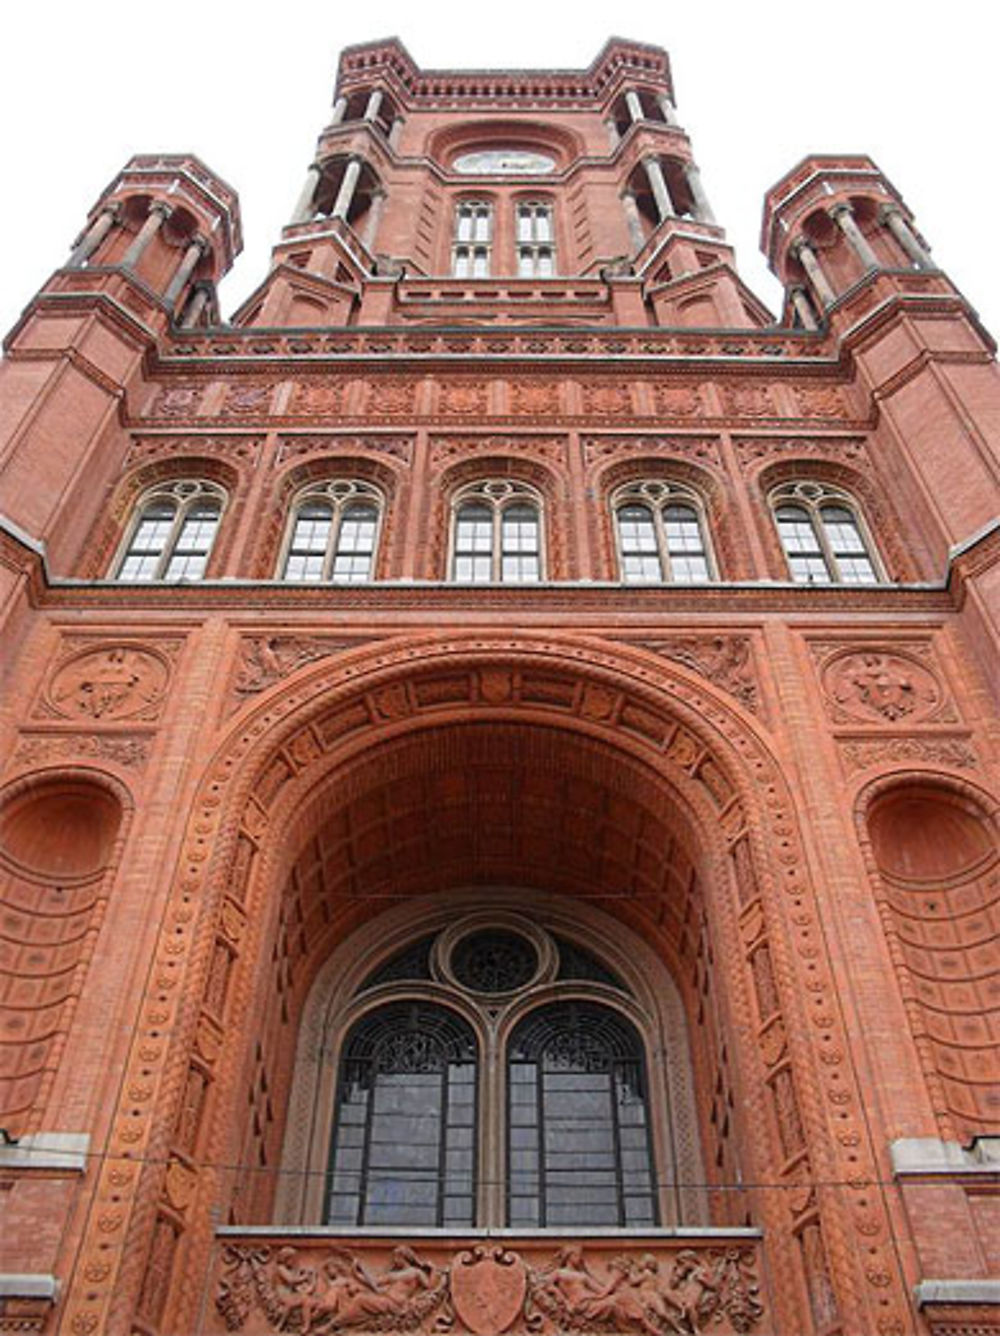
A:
[[0, 35, 998, 1336]]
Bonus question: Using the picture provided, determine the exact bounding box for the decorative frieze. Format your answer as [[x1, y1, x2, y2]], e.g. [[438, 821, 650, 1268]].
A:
[[213, 1238, 766, 1335]]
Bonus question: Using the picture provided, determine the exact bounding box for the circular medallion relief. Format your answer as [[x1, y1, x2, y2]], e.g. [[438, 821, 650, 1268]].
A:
[[450, 928, 539, 993], [452, 149, 556, 175]]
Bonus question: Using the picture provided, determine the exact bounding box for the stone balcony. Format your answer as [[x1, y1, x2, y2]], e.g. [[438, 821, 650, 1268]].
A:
[[208, 1228, 767, 1335]]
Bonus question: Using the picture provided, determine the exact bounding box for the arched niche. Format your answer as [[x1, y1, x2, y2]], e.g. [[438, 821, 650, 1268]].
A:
[[0, 772, 128, 1131], [863, 777, 1000, 1139]]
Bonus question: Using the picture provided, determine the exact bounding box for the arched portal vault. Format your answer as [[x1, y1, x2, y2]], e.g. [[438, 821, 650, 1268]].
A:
[[65, 636, 913, 1336]]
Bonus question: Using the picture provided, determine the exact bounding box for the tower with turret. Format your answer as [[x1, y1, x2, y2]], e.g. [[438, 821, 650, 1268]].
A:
[[0, 37, 997, 1336]]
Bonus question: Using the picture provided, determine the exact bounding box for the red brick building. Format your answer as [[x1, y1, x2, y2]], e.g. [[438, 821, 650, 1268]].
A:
[[0, 36, 997, 1336]]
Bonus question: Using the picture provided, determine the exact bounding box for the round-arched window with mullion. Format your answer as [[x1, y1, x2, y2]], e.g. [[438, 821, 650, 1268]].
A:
[[507, 1000, 657, 1228], [326, 1001, 478, 1228]]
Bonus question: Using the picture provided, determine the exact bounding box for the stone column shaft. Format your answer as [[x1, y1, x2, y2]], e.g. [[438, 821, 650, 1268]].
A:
[[182, 284, 211, 328], [657, 93, 679, 126], [122, 202, 170, 269], [164, 237, 206, 307], [364, 89, 383, 122], [625, 89, 644, 123], [605, 118, 620, 149], [332, 158, 363, 220], [882, 207, 933, 268], [790, 285, 818, 330], [621, 191, 645, 251], [388, 118, 403, 149], [684, 162, 716, 224], [363, 191, 386, 250], [330, 95, 348, 125], [292, 164, 323, 224], [832, 203, 879, 271], [68, 206, 118, 268], [794, 238, 837, 308], [643, 158, 672, 223]]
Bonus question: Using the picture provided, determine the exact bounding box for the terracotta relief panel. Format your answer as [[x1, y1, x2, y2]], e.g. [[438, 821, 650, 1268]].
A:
[[275, 436, 414, 467], [125, 435, 263, 469], [810, 641, 956, 726], [223, 382, 275, 418], [32, 638, 182, 724], [149, 384, 204, 419], [212, 1237, 767, 1335]]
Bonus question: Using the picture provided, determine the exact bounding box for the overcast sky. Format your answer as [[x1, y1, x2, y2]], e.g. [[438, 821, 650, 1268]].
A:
[[2, 1, 996, 343]]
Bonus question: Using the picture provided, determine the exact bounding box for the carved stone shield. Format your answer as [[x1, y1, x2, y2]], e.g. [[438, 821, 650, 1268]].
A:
[[451, 1248, 527, 1336]]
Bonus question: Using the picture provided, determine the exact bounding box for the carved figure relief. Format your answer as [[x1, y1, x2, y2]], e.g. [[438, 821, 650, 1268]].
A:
[[652, 385, 704, 419], [792, 386, 848, 419], [150, 385, 204, 419], [509, 381, 561, 416], [438, 381, 489, 416], [233, 637, 360, 698], [722, 386, 774, 418], [622, 636, 758, 714], [223, 383, 274, 418], [581, 384, 633, 416], [214, 1243, 765, 1335], [290, 381, 349, 416], [40, 644, 173, 722], [818, 648, 947, 724]]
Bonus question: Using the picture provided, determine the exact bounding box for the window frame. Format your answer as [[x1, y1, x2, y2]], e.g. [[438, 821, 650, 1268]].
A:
[[318, 914, 664, 1231], [515, 200, 557, 278], [770, 480, 884, 585], [277, 480, 384, 584], [452, 199, 493, 278], [448, 479, 545, 583], [610, 480, 716, 584], [111, 479, 226, 582]]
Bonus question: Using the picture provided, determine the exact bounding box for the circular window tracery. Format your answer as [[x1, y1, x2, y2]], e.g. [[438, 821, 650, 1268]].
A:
[[451, 928, 539, 994]]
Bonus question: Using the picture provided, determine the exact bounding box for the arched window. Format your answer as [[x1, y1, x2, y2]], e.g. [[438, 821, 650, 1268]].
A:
[[308, 914, 668, 1230], [451, 480, 543, 582], [280, 480, 382, 582], [508, 1002, 656, 1227], [113, 480, 224, 581], [771, 481, 881, 584], [453, 200, 492, 277], [326, 1002, 478, 1227], [612, 481, 714, 583], [516, 202, 555, 277]]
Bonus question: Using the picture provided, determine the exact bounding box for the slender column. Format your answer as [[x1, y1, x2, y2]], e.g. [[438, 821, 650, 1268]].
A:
[[122, 201, 171, 269], [364, 89, 383, 123], [789, 285, 818, 330], [880, 205, 933, 269], [182, 283, 212, 328], [605, 118, 620, 149], [164, 236, 207, 307], [643, 157, 672, 223], [330, 95, 348, 125], [621, 191, 645, 251], [625, 89, 644, 123], [291, 164, 323, 224], [363, 190, 386, 250], [388, 118, 403, 150], [657, 93, 679, 127], [684, 162, 716, 223], [831, 202, 879, 271], [331, 157, 363, 220], [792, 238, 837, 309], [68, 205, 119, 268]]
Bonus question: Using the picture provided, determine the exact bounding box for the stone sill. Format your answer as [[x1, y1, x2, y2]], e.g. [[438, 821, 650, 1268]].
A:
[[0, 1132, 89, 1175], [217, 1225, 763, 1240]]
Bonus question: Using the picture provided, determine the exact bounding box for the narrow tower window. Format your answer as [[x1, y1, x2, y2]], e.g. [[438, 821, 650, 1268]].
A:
[[516, 203, 556, 277], [453, 201, 492, 277]]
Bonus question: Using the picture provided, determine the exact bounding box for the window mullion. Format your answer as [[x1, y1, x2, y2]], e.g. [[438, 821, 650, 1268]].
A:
[[324, 503, 342, 581], [652, 508, 670, 580], [157, 507, 188, 580], [811, 505, 839, 581]]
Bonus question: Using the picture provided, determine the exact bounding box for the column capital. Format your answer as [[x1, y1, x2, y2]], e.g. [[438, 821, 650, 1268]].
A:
[[877, 202, 904, 224], [148, 200, 173, 220], [790, 236, 815, 258], [828, 201, 855, 219]]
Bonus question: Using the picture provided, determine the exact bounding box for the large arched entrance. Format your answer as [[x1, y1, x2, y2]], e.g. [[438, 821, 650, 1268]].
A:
[[59, 636, 914, 1336]]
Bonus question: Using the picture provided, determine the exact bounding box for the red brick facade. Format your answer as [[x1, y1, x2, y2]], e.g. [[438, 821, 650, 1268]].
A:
[[0, 37, 997, 1336]]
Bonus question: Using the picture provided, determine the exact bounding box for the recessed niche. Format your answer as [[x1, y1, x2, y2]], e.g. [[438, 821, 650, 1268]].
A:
[[867, 785, 994, 883], [0, 781, 122, 880]]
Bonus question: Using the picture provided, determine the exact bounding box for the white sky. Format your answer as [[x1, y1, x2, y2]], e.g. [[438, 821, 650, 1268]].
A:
[[2, 1, 997, 344]]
